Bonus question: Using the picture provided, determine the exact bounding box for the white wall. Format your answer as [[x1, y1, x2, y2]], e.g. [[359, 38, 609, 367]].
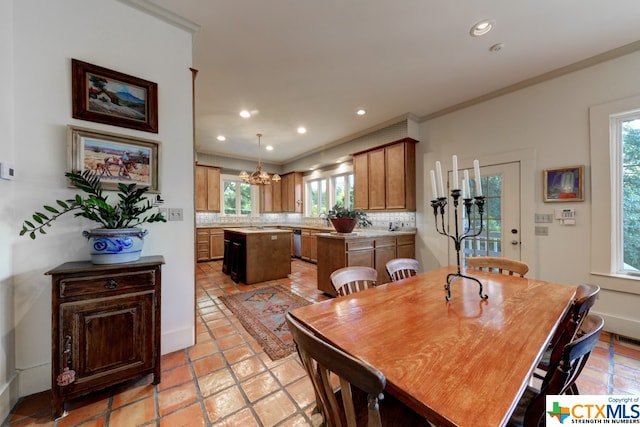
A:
[[417, 50, 640, 339], [9, 0, 195, 400], [0, 1, 18, 421]]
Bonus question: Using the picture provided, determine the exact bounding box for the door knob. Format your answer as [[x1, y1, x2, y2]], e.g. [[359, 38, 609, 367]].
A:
[[511, 240, 519, 245]]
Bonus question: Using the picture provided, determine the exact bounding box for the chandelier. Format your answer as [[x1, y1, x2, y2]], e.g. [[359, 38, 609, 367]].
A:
[[239, 133, 281, 185]]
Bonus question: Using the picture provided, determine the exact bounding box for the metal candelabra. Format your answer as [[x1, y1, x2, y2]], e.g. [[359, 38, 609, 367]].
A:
[[431, 189, 488, 301]]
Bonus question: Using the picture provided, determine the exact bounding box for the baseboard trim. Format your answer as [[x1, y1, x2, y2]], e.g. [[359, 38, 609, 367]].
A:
[[161, 326, 194, 355], [594, 310, 640, 341], [0, 372, 19, 424]]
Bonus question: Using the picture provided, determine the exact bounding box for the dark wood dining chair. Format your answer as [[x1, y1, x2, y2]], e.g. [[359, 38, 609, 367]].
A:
[[330, 266, 377, 297], [285, 312, 432, 427], [465, 256, 529, 277], [508, 314, 604, 427], [534, 283, 600, 391], [385, 258, 419, 282]]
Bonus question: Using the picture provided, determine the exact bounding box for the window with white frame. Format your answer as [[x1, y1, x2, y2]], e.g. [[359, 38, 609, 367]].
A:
[[332, 173, 355, 208], [613, 111, 640, 273], [306, 178, 327, 216], [222, 178, 253, 215], [304, 165, 354, 216]]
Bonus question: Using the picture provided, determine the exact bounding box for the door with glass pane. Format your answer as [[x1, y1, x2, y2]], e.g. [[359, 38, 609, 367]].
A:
[[448, 162, 521, 264]]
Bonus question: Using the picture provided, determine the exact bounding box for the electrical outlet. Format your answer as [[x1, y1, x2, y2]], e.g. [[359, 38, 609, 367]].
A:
[[169, 208, 183, 221]]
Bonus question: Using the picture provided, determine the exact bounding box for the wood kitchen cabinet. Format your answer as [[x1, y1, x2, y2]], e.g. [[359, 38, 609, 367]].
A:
[[353, 138, 418, 211], [396, 234, 416, 259], [374, 236, 397, 283], [316, 233, 415, 296], [260, 179, 282, 212], [195, 164, 221, 212], [281, 171, 303, 213], [301, 228, 320, 263], [46, 256, 164, 418], [196, 228, 224, 261]]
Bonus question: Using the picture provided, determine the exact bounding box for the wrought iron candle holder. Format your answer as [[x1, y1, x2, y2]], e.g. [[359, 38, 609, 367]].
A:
[[431, 189, 488, 301]]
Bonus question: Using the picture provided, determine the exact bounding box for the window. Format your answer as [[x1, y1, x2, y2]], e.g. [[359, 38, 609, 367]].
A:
[[223, 178, 252, 215], [613, 111, 640, 273], [333, 174, 355, 208], [307, 178, 327, 216]]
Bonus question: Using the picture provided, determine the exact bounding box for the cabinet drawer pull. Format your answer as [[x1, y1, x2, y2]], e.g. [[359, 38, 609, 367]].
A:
[[105, 279, 118, 289]]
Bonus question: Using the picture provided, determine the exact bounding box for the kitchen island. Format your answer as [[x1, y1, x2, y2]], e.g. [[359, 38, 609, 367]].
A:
[[223, 228, 292, 285], [316, 230, 416, 296]]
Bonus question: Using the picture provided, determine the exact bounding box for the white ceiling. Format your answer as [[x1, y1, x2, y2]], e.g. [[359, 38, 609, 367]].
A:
[[140, 0, 640, 166]]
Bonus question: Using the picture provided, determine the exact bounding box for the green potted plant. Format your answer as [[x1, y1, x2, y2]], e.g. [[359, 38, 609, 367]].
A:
[[325, 203, 372, 233], [20, 169, 166, 264]]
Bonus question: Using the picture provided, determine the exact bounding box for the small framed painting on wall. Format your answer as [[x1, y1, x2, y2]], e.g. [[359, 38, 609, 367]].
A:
[[67, 125, 160, 193], [72, 59, 159, 133], [543, 165, 584, 202]]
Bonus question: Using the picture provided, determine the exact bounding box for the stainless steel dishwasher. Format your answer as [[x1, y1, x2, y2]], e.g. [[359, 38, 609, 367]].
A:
[[293, 228, 302, 258]]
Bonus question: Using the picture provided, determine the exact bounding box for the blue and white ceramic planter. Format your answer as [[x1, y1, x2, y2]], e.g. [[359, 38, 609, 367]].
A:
[[82, 228, 148, 264]]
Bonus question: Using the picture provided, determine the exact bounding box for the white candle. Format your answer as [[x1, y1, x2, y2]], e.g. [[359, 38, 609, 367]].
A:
[[473, 160, 482, 196], [430, 170, 438, 200], [452, 155, 459, 189], [464, 170, 471, 199], [435, 161, 444, 198]]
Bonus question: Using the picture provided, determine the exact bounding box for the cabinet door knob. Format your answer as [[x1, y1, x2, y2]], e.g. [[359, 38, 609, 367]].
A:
[[105, 279, 118, 289]]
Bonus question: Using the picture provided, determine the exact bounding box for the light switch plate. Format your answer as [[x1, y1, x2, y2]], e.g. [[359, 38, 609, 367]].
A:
[[0, 162, 15, 180], [534, 213, 553, 223]]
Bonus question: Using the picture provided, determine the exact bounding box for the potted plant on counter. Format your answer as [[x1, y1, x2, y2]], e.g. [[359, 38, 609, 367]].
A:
[[20, 169, 166, 264], [326, 203, 372, 233]]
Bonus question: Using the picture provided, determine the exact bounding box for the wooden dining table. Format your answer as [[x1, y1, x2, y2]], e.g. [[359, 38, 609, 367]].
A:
[[289, 266, 576, 427]]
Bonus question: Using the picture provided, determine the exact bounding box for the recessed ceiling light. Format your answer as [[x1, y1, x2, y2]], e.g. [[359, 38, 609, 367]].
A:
[[335, 160, 342, 163], [356, 109, 366, 116], [216, 135, 226, 141], [239, 110, 251, 118], [470, 19, 495, 37], [265, 145, 274, 151], [297, 126, 307, 134]]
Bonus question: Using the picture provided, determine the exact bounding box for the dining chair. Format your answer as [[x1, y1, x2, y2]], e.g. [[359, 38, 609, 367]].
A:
[[508, 314, 604, 427], [465, 256, 529, 277], [385, 258, 419, 282], [534, 283, 600, 390], [285, 312, 432, 427], [330, 266, 378, 297]]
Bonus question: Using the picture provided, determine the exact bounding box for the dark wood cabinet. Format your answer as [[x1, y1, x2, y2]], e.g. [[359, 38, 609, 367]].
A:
[[46, 256, 164, 418]]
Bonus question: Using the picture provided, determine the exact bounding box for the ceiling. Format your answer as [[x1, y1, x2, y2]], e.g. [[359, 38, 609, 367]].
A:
[[139, 0, 640, 166]]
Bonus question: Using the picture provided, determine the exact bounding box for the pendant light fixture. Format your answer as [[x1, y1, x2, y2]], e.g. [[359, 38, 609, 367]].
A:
[[239, 133, 281, 185]]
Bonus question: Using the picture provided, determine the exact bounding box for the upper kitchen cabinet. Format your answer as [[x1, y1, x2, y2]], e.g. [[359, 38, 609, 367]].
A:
[[195, 164, 221, 212], [353, 138, 418, 211], [281, 171, 303, 213], [260, 179, 282, 213]]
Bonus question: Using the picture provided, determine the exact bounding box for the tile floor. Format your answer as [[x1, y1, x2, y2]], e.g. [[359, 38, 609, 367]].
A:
[[3, 259, 640, 427]]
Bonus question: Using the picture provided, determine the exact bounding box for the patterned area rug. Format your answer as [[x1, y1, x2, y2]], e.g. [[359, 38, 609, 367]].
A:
[[219, 285, 312, 360]]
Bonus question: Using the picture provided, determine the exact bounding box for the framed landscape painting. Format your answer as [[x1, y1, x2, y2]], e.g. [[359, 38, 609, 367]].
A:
[[72, 59, 159, 133], [67, 125, 160, 192], [543, 165, 584, 202]]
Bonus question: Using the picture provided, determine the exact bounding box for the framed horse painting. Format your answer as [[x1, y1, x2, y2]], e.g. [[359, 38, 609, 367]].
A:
[[67, 125, 160, 192], [72, 59, 159, 133]]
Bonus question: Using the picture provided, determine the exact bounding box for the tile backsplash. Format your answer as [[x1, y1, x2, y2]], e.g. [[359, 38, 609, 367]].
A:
[[196, 211, 416, 229]]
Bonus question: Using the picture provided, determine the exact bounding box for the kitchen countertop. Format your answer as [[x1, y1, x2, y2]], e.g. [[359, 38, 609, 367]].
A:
[[316, 229, 416, 239], [222, 227, 292, 234], [199, 224, 416, 236]]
